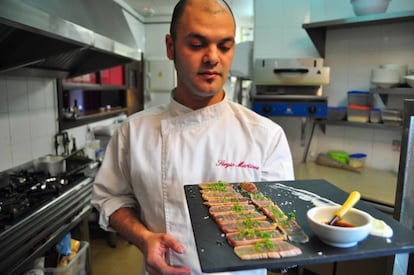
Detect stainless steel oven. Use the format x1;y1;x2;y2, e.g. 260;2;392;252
250;58;330;161
250;58;329;118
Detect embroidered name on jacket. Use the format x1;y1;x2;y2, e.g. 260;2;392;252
216;160;259;170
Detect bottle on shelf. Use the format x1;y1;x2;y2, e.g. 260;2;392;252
72;99;79;119
85;127;100;160
71;136;77;153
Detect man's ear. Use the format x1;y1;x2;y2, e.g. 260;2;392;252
165;34;174;60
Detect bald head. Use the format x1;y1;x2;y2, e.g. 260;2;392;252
169;0;235;41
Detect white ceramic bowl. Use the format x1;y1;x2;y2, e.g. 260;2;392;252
371;67;400;88
371;80;399;89
351;0;390;16
404;75;414;88
307;205;372;248
380;64;408;83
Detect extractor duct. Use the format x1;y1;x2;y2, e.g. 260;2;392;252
0;0;141;78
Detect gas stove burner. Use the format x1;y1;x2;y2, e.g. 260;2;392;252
0;194;31;220
8;171;62;195
0;157;94;227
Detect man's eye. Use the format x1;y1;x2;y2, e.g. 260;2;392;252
219;46;231;52
190;43;204;49
219;44;233;52
186;35;206;49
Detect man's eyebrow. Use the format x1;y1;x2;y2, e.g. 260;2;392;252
185;33;207;42
185;33;235;44
221;37;236;44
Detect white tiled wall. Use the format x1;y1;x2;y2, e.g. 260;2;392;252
0;76;126;172
0;76;58;171
254;0;318;59
254;0;414;171
313;20;414;172
325;22;414;106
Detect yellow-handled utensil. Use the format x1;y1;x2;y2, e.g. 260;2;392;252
328;191;361;225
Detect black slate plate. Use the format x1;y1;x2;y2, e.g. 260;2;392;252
184;179;414;273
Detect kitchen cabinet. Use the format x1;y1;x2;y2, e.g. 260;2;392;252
57;60;144;131
302;10;414;57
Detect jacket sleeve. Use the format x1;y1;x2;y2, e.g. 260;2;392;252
91;123;138;231
261;121;295;181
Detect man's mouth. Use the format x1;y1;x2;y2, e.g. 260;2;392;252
198;71;221;79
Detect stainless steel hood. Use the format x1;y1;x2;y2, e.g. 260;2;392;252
0;0;141;78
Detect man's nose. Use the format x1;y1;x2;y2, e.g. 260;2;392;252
202;46;219;65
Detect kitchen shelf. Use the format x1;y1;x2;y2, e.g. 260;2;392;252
370;87;414;107
322;119;402;131
302;10;414;57
62;82;127;91
370;87;414;95
57;60;144;131
60;108;128;130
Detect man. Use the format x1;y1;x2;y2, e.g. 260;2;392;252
91;0;294;274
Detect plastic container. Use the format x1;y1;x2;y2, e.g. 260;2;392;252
327;106;347;121
347;91;372;106
348;153;367;168
347;105;371;123
42;241;89;275
369;108;381;123
327;150;349;164
381;109;403;126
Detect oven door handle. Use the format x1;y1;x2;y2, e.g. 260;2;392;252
273;68;309;74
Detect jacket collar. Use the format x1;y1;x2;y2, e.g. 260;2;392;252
161;90;229;132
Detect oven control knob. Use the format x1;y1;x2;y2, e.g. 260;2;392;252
263;104;272;114
308;106;317;114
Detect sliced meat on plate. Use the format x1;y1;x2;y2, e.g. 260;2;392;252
203;197;249;207
219;220;277;233
234;240;302;260
260;203;288;222
201;191;244;201
198;181;233;191
214;211;267;226
209;204;257;216
250;192;274;207
278;219;309;243
239;181;258;193
226;229;286;247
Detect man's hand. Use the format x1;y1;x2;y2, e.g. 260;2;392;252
109;208;191;275
143;232;191;275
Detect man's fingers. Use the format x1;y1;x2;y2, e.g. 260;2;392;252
161;234;186;254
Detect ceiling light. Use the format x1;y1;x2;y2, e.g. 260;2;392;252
140;6;155;17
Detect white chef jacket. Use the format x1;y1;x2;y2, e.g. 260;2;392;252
91;93;294;275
